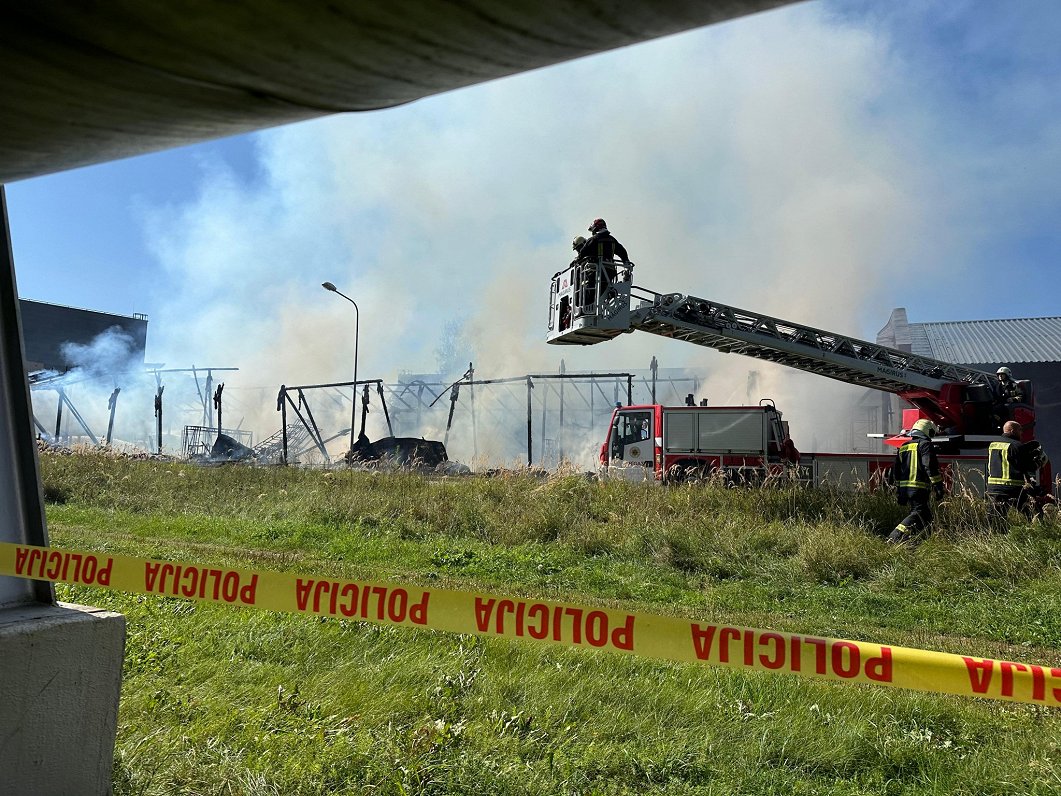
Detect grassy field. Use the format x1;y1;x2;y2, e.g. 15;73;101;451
40;451;1061;795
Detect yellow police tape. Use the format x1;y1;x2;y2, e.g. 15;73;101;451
1;541;1058;707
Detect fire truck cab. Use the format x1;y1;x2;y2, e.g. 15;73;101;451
602;400;799;482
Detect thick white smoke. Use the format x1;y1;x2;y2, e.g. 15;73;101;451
31;327;157;451
136;4;962;464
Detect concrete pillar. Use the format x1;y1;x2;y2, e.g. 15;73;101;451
0;603;125;794
1;186;126;793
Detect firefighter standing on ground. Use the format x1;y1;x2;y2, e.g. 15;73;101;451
888;419;945;544
986;420;1044;523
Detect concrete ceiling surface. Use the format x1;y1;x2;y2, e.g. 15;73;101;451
1;1;797;183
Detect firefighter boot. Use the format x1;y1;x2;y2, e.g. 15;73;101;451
887;524;910;545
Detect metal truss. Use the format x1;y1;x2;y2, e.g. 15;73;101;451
630;291;994;394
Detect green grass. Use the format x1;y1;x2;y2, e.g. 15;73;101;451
40;451;1061;795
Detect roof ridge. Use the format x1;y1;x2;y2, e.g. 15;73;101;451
914;316;1061;326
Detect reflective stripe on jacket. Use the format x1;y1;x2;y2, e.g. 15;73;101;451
894;437;942;490
987;440;1025;489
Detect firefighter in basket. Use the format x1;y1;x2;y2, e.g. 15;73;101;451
996;367;1027;405
887;419;946;545
570;235;587;266
576;218;631;308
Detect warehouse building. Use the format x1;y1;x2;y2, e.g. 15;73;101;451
19;299;148;373
865;308;1061;460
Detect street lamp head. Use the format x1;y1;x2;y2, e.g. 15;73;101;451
322;281;337;292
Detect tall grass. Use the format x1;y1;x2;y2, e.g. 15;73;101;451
39;451;1061;795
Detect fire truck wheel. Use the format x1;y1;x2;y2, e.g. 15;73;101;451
726;468;765;488
664;464;687;483
667;462;708;484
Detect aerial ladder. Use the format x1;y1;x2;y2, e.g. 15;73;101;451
546;260;1035;453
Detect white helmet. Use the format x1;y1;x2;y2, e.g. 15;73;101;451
997;366;1012;378
912;419;938;438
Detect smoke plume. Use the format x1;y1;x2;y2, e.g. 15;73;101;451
127;3;1017;464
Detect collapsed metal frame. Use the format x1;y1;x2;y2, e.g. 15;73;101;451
429;370;636;466
384;378;446;437
415;367;704;471
149;367;240;454
272;379;394;465
386;365;698;419
31;384;100;445
28;365;239;453
180;425;254;459
27;359;698;465
270;371;650;468
28;356;699;467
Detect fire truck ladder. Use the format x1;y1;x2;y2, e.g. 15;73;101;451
627;290;993;395
547;263;994;400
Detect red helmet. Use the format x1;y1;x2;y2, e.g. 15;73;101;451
588;218;607;233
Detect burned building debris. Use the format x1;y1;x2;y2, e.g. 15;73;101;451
347;434;449;469
28;354;703;472
207;433;257;463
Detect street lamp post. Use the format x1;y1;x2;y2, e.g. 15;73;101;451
322;281;359;452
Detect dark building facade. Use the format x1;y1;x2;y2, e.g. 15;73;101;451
19;299;148;373
875;308;1061;461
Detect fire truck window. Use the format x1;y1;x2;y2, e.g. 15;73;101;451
615;412;651;450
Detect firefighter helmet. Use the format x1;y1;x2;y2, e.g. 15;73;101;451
588;218;607;233
1022;439;1048;469
572;235;586;251
997;366;1012;379
912;419;938;438
1003;420;1022;438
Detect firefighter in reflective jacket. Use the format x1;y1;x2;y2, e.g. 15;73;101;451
986;420;1043;523
888;418;945;544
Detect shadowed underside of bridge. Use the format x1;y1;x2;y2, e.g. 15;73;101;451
1;0;798;183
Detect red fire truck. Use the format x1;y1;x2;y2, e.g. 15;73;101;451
549;260;1050;491
600;399;996;492
602;400;795;481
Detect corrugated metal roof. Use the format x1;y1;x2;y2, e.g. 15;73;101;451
911;317;1061;364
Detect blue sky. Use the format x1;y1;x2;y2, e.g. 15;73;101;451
7;0;1061;443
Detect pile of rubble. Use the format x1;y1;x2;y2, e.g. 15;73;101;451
35;437;174;461
343;458;472;477
341;435;471;476
36;438;75;456
33;434;486;476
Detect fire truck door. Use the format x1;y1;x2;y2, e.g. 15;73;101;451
611;411;653;470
